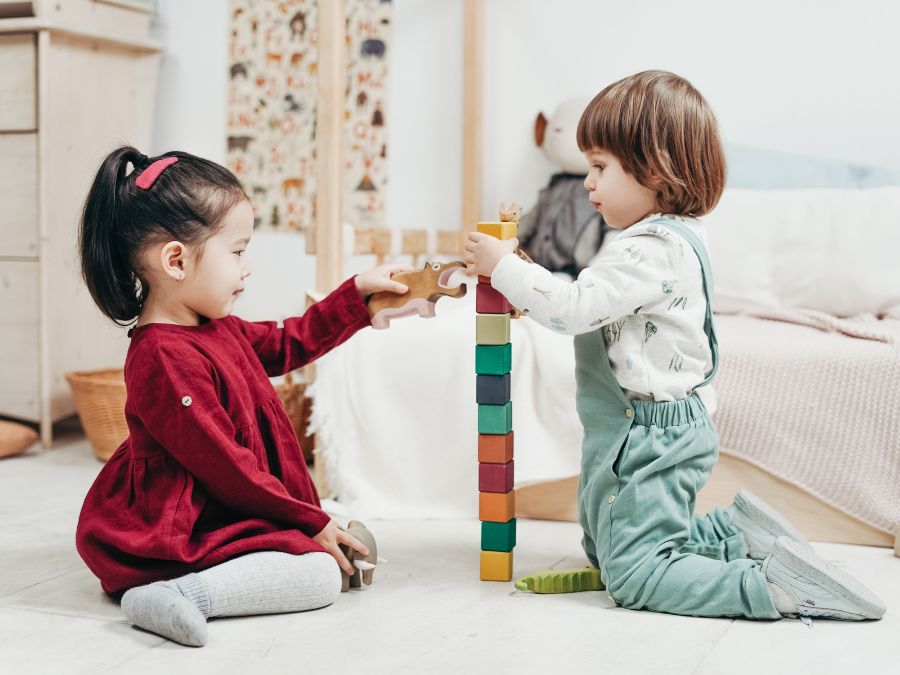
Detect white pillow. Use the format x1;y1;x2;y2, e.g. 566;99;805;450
702;187;900;317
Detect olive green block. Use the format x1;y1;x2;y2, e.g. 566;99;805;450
475;343;511;375
476;313;511;345
478;401;512;434
481;518;516;552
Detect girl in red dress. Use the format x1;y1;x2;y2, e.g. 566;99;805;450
75;147;410;646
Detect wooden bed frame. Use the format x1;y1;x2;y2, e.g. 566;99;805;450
308;1;899;556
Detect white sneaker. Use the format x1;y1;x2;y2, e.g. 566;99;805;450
727;489;812;559
763;536;886;620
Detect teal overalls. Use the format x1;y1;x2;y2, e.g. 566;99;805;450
575;218;780;619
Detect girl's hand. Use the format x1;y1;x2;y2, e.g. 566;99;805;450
355;263;413;299
313;519;369;576
464;232;519;277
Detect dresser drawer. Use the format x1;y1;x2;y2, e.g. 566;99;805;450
0;132;38;257
0;33;36;130
0;260;40;421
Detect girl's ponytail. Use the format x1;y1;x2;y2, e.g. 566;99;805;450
80;146;148;325
78;145;247;325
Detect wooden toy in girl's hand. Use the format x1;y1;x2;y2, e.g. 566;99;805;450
367;260;467;329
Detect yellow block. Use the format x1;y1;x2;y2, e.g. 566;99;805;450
476;221;518;240
476;313;511;345
480;550;513;581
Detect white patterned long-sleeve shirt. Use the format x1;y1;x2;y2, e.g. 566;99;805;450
490;214;713;402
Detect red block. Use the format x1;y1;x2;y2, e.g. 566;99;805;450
479;460;514;493
476;282;512;314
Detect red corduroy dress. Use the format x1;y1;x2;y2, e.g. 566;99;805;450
76;278;370;595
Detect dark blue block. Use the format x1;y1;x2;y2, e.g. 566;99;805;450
477;373;510;405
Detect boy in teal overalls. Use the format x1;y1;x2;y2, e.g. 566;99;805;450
466;70;885;621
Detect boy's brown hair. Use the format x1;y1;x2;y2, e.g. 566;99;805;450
577;70;726;216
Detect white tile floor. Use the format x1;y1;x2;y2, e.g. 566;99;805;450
1;424;897;674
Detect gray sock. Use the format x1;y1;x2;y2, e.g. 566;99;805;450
120;575;210;647
120;551;341;646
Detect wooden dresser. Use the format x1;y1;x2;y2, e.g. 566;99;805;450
0;0;161;445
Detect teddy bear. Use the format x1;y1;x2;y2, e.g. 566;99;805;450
517;97;611;277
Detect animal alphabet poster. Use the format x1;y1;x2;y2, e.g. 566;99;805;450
228;0;391;233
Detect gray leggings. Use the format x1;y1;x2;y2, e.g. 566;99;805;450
177;550;342;617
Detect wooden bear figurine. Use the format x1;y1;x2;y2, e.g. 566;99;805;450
338;520;386;592
367;260;467;329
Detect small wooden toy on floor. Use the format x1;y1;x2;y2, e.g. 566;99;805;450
514;567;605;594
337;520;387;592
367;260;467;329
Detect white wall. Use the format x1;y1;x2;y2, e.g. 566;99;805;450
478;0;900;220
151;0;900;320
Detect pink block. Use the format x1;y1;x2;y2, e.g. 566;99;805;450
476;282;512;314
479;460;514;493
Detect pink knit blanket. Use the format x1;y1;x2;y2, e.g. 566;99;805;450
713;312;900;534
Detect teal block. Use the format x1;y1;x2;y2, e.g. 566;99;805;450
478;401;512;434
481;518;516;552
475;343;511;375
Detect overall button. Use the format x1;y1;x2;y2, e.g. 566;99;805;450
625;408;633;418
181;396;193;407
608;495;616;504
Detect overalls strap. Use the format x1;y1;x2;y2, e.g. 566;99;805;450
648;217;718;388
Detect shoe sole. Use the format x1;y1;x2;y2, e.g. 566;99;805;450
514;567;605;594
774;536;885;620
734;490;809;546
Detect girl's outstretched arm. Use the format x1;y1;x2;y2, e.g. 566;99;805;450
227;276;371;376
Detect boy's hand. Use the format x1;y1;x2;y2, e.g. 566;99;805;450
464;232;519;277
355;263;412;299
313;519;370;576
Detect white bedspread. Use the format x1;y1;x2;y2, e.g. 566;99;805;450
309;277;583;518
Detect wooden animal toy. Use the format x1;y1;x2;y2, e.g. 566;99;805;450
499;201;522;223
367;260;467;329
338;520;386;591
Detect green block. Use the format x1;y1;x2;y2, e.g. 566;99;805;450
475;343;511;375
482;518;516;552
478;401;512;434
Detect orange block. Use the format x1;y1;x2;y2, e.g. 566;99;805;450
480;490;515;522
478;431;514;464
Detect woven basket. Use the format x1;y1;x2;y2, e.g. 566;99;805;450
65;369;128;462
274;370;315;463
65;367;315;464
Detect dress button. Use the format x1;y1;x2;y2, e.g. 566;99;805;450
608;495;616;504
625;409;633;418
181;396;192;407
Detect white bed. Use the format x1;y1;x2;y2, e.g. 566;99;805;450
309;187;900;552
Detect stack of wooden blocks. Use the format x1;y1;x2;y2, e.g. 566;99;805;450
475;218;517;581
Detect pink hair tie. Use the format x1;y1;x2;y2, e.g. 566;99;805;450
135;156;178;190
